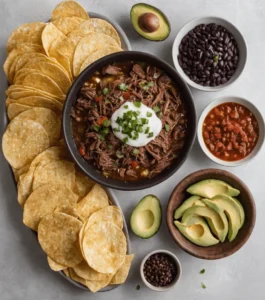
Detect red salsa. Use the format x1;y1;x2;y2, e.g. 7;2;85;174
203;102;259;161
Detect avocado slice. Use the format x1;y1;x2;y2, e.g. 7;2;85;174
187;179;240;199
204;195;243;241
130;3;171;41
232;197;245;228
130;195;161;238
182;205;229;242
174;195;205;220
174;216;219;247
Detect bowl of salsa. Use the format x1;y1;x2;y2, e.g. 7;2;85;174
198;96;264;166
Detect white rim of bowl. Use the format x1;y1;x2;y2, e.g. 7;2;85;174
140;249;182;292
197;96;265;166
172;16;247;91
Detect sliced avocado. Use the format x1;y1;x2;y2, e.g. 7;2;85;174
130;3;171;41
130;195;161;239
174;216;219;247
204;195;242;241
182;205;228;242
232;197;245;228
174;195;204;220
187;179;240;199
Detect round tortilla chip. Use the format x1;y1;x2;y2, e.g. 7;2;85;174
79;47;121;74
47;256;67;271
52;17;82;35
51;1;89;21
110;254;134;284
14;62;72;94
73;260;112;281
2;119;49;169
42;23;66;56
77;184;109;222
38;212;83;267
32;159;75;191
82;222;127;274
70;18;121;47
7;103;31;120
14;108;61;145
17;146;69;206
73;171;94;201
23;183;77;231
12;164;30;182
15;72;65;98
6;96;63;116
86;206;123;230
6;22;46;53
73;33;120;76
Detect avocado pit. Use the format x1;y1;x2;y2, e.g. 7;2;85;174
138;13;160;33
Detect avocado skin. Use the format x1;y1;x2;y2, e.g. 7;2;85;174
130;3;171;41
130;194;162;239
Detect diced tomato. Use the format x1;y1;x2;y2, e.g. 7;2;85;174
122;91;131;99
97;116;107;125
95;95;103;102
79;145;86;156
215;133;222;139
130;161;138;169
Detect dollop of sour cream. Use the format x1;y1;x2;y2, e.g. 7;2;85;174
111;101;162;147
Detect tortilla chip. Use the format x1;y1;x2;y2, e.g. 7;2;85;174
38;212;83;267
12;164;30;182
14;107;61;145
51;1;89;21
6;22;46;53
68;268;86;286
73;33;120;76
42;23;66;56
7;103;31;120
82;222;126;274
110;254;134;284
52;17;82;35
85;276;112;293
79;47;121;74
77;184;109;221
32;159;75;191
23;183;77;231
47;256;68;271
2;119;49;169
63;268;70;277
69;18;121;47
73;260;112;281
73;171;94;201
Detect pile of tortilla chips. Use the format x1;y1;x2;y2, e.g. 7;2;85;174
2;1;133;292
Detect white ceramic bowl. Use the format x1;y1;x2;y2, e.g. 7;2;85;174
197;96;265;166
172;16;247;91
140;249;182;292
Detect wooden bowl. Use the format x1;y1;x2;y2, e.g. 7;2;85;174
166;169;256;260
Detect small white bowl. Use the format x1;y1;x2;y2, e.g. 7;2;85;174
197;96;265;166
140;249;182;292
172;16;247;91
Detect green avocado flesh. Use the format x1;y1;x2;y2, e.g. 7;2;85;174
130;3;171;41
130;195;161;238
173;179;245;246
187;179;240;199
174;215;219;247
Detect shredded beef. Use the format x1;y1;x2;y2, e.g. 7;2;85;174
102;65;122;75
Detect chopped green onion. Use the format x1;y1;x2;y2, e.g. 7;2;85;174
93;124;100;132
119;96;124;101
102;119;110;127
148;81;154;87
116;150;124;158
123;137;129;143
124;105;128;109
136;111;141;116
153;105;161;113
133;149;139;155
98;134;105;141
165;123;170;132
141;118;149;125
103;88;109;95
200;269;205;274
134;101;141;108
143;85;149;91
145;127;150;134
148;132;154;138
118;83;128;91
101;127;109;135
107;144;113;149
146;112;152;117
113;127;120;132
201;282;206;289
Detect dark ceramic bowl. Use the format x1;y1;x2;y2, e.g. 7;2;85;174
63;51;196;190
167;169;256;259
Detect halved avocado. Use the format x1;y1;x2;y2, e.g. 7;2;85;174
204;195;243;241
182;205;229;242
174;215;219;247
187;179;240;199
130;3;171;41
130;195;161;238
174;195;204;220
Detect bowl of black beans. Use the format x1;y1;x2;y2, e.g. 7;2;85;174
172;17;247;91
140;250;182;291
